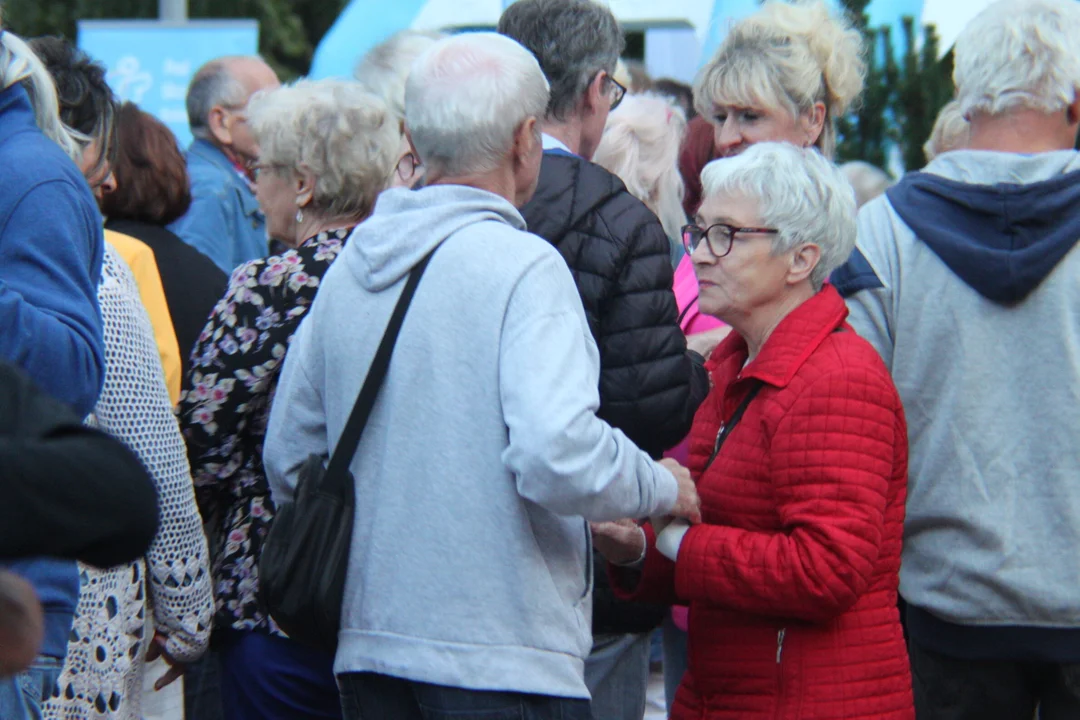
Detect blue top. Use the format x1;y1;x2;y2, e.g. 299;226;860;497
168;139;267;274
0;83;107;659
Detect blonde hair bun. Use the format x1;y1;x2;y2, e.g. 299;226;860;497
744;0;866;116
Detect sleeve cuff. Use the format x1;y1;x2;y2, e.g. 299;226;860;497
656;520;690;562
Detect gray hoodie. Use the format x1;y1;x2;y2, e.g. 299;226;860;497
264;184;678;696
835;150;1080;660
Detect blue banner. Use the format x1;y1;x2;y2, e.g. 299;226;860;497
78;20;259;148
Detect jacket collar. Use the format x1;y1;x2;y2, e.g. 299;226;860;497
188;138;239;174
712;284;849;389
0;84;37;146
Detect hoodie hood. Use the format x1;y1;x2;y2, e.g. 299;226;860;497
346;184;526;292
886;150;1080;304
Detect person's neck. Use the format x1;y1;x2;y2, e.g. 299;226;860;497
729;285;816;362
426;167;521;207
293;213;363;247
542;118;587;158
967;110;1077;154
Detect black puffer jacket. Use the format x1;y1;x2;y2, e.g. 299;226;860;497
521;151;709;635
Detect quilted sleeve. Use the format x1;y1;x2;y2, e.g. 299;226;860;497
674;366;897;622
94;249;213;662
595;206;709;457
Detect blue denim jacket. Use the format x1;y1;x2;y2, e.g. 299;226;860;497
169;139;267;274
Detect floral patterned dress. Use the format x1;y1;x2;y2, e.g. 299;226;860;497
178;227;352;636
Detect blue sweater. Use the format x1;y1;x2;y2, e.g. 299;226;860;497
0;83;106;659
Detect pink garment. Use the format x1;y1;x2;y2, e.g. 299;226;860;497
664;254;724;467
667;254;723;633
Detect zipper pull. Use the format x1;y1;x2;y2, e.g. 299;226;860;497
713;425;725;454
776;628;786;664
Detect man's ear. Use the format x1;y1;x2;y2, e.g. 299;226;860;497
788;243;821;285
1066;93;1080;126
513;116;539;166
583;71;607;116
207;106;233;146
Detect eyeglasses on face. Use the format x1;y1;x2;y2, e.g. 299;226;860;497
681;222;779;258
249;162;289;180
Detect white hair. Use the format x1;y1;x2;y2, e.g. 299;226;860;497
354;30;446;122
405;33;550;178
700;143;856;290
694;0;866;158
840;161;892;208
247;79;401;219
954;0;1080;118
923;99;970;162
593;93;687;245
0;29;82;158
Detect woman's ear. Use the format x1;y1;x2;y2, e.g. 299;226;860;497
804;102;827;148
294;165;316;208
788;243;821;285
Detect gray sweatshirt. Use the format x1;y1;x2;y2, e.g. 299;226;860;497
835;150;1080;658
264;184;678;697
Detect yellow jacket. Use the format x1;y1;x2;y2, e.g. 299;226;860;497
104;230;182;405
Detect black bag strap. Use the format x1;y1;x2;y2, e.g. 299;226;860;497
324;248;437;488
702;380;763;472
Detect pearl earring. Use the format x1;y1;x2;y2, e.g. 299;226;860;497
295;208;304;223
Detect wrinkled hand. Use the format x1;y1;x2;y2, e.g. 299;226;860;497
145;633;185;691
591;519;646;566
686;326;732;359
659;458;702;525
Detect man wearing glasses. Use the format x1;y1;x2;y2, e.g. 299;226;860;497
499;2;710;717
169;56;280;273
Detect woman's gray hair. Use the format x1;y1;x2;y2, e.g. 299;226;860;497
405;33;550;178
694;0;865;158
247;79;401;220
593;93;687;246
701;143;857;290
354;30;446;122
0;29;82;159
840;161;893;208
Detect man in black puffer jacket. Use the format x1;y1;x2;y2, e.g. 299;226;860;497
500;2;711;717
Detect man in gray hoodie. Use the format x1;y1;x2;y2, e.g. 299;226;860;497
833;1;1080;717
264;32;700;719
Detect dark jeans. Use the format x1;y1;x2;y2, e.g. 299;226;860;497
338;673;593;720
221;630;341;719
909;638;1080;720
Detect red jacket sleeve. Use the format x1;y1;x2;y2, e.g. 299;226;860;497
673;367;898;622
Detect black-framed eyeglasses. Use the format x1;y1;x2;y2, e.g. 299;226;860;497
249;162;288;180
607;75;627;111
681;222;779;258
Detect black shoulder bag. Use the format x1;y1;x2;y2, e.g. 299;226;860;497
259;249;436;652
702;380;763;472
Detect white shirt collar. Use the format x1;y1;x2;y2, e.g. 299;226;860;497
541;133;573;154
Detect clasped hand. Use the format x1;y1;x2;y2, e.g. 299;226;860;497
591;458;701;565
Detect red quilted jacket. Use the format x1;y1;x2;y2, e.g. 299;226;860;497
613;286;914;719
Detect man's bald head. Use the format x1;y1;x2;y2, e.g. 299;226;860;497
186;55;279;144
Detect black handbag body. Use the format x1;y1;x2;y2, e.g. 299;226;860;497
259;249;436;652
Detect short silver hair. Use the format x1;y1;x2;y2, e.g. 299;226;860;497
247;79;400;219
186;57;250;141
954;0;1080;118
700;143;856;290
694;0;866;158
354;30;446;122
840;161;892;208
593;93;687;243
0;30;81;158
406;33;550;178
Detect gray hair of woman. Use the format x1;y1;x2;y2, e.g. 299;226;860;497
701;142;857;290
694;0;866;158
246;79;401;228
593;93;687;257
355;29;447;122
923;99;970;162
0;27;81;159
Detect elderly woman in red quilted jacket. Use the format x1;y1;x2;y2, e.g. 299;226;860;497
594;142;914;720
